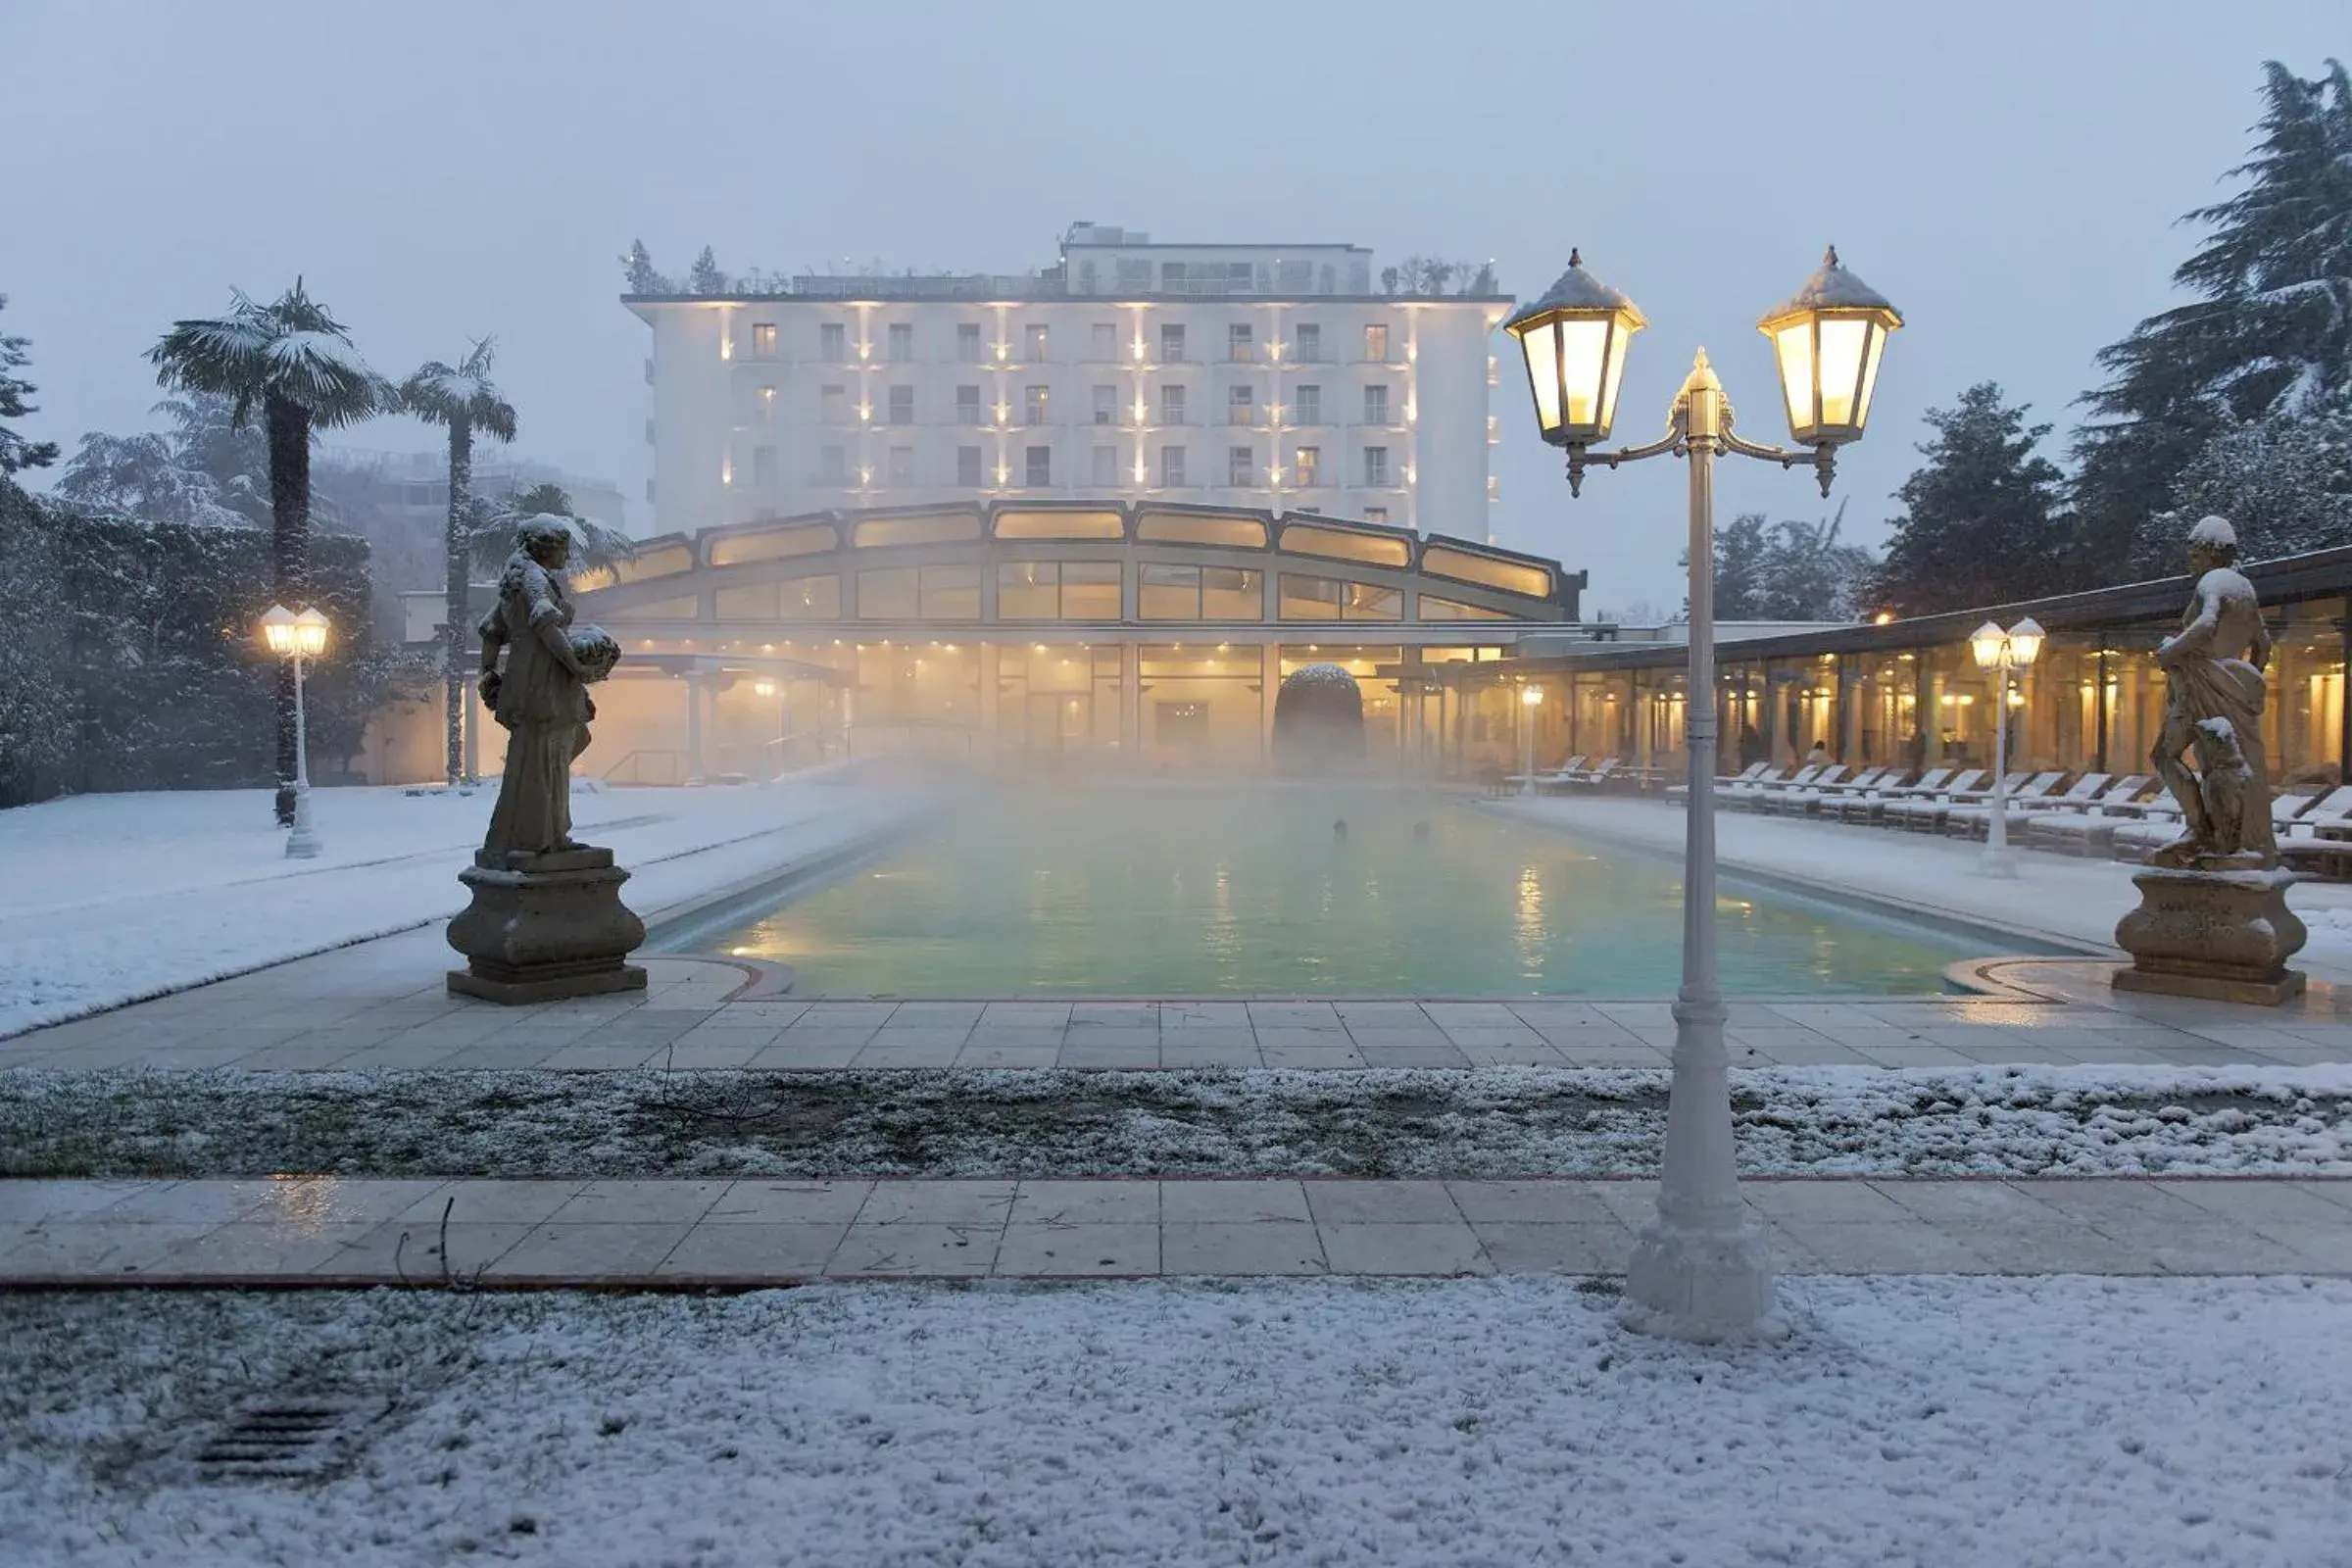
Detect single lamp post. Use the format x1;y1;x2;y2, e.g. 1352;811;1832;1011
754;677;789;782
1968;617;2044;877
260;604;331;859
1519;682;1544;795
1506;247;1901;1341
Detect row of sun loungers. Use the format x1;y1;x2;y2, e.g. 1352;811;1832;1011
1656;760;2352;874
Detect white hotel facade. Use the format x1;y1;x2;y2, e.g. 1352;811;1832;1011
629;223;1509;538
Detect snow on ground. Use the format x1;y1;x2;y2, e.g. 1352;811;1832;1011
6;1063;2345;1179
0;776;915;1037
1494;793;2352;976
2;1276;2346;1567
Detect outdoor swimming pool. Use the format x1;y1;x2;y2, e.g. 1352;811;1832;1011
683;787;2052;996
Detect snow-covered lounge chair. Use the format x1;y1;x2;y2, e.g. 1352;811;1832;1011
1507;754;1586;791
1794;765;1903;818
1558;758;1623;792
2112;790;2316;861
1826;767;1940;824
1669;760;1768;803
2022;774;2156;856
1760;764;1858;815
1733;764;1822;811
1941;771;2081;840
1880;769;1995;832
1718;764;1791;808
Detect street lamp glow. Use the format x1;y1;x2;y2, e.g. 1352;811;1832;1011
1970;618;2044;878
1502;250;1646;450
1520;684;1544;708
753;678;777;698
1756;247;1903;448
1512;246;1901;1342
258;604;330;859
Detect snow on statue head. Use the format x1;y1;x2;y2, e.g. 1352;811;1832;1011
567;624;621;684
514;515;575;568
2187;514;2238;564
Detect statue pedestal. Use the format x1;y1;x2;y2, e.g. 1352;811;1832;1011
2112;864;2308;1005
446;846;648;1004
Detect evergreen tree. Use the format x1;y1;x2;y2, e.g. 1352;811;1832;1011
1873;383;2070;614
1753;502;1878;620
2165;392;2352;565
0;295;61;476
2073;59;2352;574
147;280;384;823
621;239;670;295
1709;514;1773;619
688;246;728;295
399;338;517;787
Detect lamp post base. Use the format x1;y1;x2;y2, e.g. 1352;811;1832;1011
1975;847;2018;878
1624;1214;1782;1344
284;789;321;859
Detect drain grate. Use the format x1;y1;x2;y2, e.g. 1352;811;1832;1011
193;1396;384;1482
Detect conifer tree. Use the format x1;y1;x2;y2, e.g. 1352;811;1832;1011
1873;383;2069;615
0;295;60;478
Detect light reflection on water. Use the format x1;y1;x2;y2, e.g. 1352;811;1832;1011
710;788;1990;997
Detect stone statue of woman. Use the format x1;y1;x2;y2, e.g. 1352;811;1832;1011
475;518;618;860
2148;515;2275;868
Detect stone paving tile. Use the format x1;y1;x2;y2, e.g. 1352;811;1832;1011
0;1222;220;1278
1741;1180;1913;1223
1160;1180;1312;1225
1160;1222;1326;1275
657;1223;847;1281
1456;1041;1571;1067
829;1223;1000;1277
1158;1041;1264;1069
550;1180;730;1225
489;1222;692;1281
2257;1224;2352;1270
997;1222;1159;1277
1446;1181;1624;1226
1472;1222;1634;1274
856;1180;1017;1227
537;1044;670;1072
1304;1180;1461;1226
1318;1222;1491;1276
396;1180;584;1226
0;1178;162;1223
313;1220;536;1281
1740;1041;1878;1067
2150;1179;2352;1228
244;1178;454;1228
1056;1040;1161;1069
1260;1044;1368;1069
755;1038;870;1070
956;1042;1064;1069
1247;1004;1344;1030
1011;1180;1160;1226
93;1180;284;1225
1070;1004;1156;1028
1356;1044;1473;1068
703;1180;874;1225
1768;1219;2000;1274
159;1221;385;1277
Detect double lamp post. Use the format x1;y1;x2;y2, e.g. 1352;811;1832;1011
1503;247;1901;1339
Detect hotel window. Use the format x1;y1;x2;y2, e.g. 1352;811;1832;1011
1159;323;1185;363
858;567;917;619
1344;582;1402;620
887;385;914;425
1160;261;1186;290
1081;445;1108;488
1024;323;1049;362
1093;384;1116;425
956;446;983;486
1091;321;1117;360
820;445;848;484
752;322;776;360
752;446;777;489
920;564;980;618
1140;563;1202;619
1296;385;1322;426
756;385;776;422
1363;384;1389;425
1061;561;1119;617
956;385;982;425
1024;384;1050;425
1228;445;1254;486
1363;446;1390;486
1160;384;1187;425
819;384;849;423
1295;446;1321;486
1229;323;1253;362
1363;323;1389;362
1025;445;1052;487
956;323;983;363
779;574;840;619
998;562;1057;618
1202;566;1261;618
819;322;846;363
1294;323;1321;363
887;445;915;485
887;322;913;363
1279;573;1343;620
1363;507;1389;525
1160;445;1187;488
1228;385;1253;425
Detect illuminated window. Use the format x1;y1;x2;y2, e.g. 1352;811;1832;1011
858;567;916;618
1202;566;1262;618
751;322;776;359
998;562;1120;619
1024;385;1050;425
1362;507;1389;525
1024;323;1049;361
1279;573;1343;620
1229;385;1253;425
1364;323;1389;362
1141;564;1201;618
755;385;776;423
919;564;980;618
1295;446;1321;487
1229;323;1253;362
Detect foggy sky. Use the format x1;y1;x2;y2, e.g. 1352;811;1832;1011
4;0;2343;611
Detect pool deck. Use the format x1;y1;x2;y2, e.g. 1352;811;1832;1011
4;924;2349;1073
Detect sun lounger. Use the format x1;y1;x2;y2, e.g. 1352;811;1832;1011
2112;791;2315;861
1759;764;1852;814
1941;771;2080;839
1731;764;1822;811
1880;769;1995;831
1669;760;1768;803
1825;768;1942;824
2022;775;2155;856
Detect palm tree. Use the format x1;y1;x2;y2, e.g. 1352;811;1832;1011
399;339;517;786
148;280;382;822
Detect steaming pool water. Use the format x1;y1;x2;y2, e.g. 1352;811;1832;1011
682;788;2059;997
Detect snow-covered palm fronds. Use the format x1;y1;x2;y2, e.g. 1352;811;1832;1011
398;336;518;442
146;280;383;430
463;500;633;576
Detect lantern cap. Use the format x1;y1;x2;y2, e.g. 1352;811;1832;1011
1761;246;1901;326
1503;249;1647;335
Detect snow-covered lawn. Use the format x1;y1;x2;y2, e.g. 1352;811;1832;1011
3;1276;2346;1566
0;777;912;1037
1494;793;2352;976
6;1063;2345;1179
